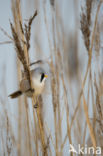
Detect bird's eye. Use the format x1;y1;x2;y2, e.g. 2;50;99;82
40;73;45;82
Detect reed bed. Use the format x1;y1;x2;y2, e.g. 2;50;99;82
0;0;103;155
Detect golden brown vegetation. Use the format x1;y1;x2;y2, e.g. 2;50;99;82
1;0;103;155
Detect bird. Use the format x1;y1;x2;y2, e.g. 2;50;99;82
8;67;48;99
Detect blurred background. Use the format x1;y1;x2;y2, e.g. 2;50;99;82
0;0;103;155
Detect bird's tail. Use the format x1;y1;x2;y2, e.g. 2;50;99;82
8;90;22;99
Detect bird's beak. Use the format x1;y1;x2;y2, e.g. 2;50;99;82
44;74;48;78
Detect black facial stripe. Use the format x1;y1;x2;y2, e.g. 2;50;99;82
40;73;45;82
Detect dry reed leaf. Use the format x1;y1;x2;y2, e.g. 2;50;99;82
94;77;103;134
82;90;97;149
94;23;100;57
